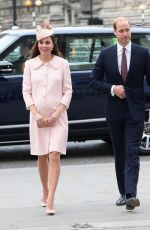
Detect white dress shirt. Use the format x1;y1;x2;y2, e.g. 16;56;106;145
111;41;131;96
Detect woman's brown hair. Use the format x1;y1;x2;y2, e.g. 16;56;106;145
30;35;62;59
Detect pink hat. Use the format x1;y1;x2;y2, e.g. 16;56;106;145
36;24;54;41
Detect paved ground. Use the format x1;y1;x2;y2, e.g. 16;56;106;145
0;161;150;230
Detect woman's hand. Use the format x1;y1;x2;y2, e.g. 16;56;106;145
46;110;61;127
34;113;49;128
46;103;66;127
29;104;48;128
31;103;66;128
37;117;48;128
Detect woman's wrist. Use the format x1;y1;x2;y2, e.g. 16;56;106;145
29;105;43;121
57;104;66;113
33;112;43;121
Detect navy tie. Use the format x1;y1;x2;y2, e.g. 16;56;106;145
121;47;127;81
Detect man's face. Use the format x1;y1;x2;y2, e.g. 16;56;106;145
114;20;131;46
20;44;29;57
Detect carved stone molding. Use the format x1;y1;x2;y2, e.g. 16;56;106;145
0;0;150;30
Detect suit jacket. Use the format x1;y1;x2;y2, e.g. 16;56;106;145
90;43;150;121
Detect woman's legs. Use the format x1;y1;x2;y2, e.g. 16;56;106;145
47;151;60;210
37;155;49;204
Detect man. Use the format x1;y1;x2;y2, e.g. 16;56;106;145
14;42;32;72
90;17;150;210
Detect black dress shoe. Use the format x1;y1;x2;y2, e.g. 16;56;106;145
126;197;140;211
116;195;126;206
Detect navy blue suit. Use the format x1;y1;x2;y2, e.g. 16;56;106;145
91;43;150;197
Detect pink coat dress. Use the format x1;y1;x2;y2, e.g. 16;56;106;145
22;55;72;155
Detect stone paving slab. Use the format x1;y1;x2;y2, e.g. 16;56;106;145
0;162;150;230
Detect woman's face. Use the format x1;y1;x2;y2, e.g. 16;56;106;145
38;36;54;56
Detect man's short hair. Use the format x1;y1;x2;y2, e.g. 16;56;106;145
113;17;131;30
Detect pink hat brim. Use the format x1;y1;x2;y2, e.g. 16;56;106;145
36;28;54;41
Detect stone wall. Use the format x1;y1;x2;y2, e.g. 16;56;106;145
0;0;150;30
100;0;150;27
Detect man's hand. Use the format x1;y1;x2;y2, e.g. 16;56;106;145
113;85;126;99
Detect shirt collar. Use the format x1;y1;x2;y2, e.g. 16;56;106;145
32;55;61;69
117;41;131;52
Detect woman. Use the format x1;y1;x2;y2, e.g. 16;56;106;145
22;23;72;215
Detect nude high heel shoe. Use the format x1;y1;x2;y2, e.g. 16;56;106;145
46;208;55;215
40;200;47;207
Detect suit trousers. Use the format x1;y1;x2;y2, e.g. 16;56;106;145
108;101;144;196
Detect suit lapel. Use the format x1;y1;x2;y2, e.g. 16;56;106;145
126;44;136;82
112;45;123;81
128;44;135;75
113;45;120;76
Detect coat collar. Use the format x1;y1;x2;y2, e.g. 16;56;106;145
32;55;61;69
